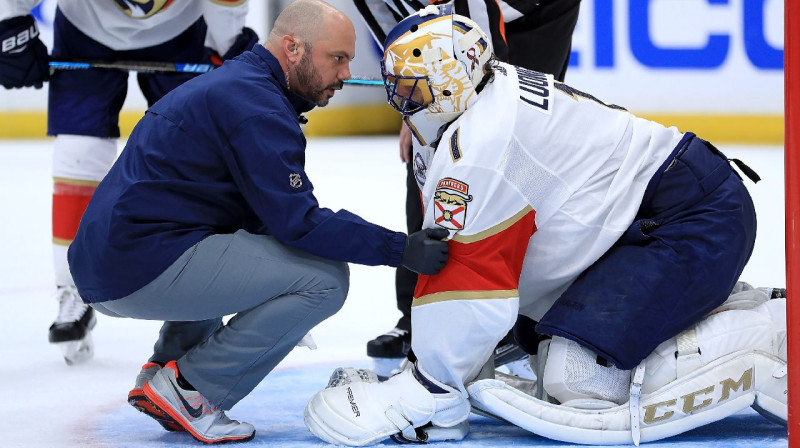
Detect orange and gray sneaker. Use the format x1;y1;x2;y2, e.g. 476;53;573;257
128;362;185;432
143;360;255;444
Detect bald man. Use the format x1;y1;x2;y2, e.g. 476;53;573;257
67;0;449;443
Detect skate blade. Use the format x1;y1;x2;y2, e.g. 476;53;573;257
56;332;94;365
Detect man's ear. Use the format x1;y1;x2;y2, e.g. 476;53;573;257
283;35;299;60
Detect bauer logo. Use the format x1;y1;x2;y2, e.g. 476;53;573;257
2;25;38;53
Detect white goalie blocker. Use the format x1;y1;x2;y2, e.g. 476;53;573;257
468;291;787;445
304;365;471;446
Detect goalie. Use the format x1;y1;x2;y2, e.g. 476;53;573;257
304;4;787;446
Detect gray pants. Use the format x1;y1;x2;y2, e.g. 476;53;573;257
92;230;349;410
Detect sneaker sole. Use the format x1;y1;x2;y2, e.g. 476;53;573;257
143;382;255;444
128;389;185;432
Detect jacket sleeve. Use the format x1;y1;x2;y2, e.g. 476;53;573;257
223;111;406;267
0;0;40;21
411;163;536;392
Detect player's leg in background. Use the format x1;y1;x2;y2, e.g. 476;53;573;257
47;7;129;365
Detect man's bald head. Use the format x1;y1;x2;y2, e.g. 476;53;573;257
268;0;351;48
265;0;355;106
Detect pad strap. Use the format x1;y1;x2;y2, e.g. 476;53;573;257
675;327;703;378
629;362;646;446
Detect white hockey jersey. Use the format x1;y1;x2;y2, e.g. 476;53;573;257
410;62;684;392
0;0;248;53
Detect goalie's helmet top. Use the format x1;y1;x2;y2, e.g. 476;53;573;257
381;4;493;143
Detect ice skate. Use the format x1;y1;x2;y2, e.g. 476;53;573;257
128;362;184;432
48;285;96;365
366;326;410;358
144;361;255;443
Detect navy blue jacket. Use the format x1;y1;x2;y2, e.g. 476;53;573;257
68;45;406;303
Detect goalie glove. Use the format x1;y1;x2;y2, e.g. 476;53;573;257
304;364;470;446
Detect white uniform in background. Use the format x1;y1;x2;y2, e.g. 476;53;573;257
0;0;246;60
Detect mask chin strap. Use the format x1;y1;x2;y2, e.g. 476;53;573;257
405;112;448;147
404;116;429;147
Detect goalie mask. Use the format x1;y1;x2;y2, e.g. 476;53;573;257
381;4;493;146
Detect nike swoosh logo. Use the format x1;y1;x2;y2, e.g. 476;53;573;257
169;380;203;418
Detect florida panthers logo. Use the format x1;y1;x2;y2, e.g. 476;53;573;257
433;178;473;230
113;0;176;18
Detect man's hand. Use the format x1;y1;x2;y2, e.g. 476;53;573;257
401;227;449;275
0;15;49;89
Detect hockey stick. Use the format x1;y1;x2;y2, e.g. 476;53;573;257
48;60;384;86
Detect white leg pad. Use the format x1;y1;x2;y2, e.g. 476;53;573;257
469;351;765;445
467;303;788;445
751;298;788;424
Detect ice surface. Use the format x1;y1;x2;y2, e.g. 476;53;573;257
0;137;787;447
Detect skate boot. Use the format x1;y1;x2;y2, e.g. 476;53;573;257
493;331;528;367
48;285;96;365
128;362;184;432
144;361;255;443
367;326;412;379
366;326;410;358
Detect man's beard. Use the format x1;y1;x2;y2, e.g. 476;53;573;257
294;53;343;106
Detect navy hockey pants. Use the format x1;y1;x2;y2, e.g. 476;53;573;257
536;133;757;370
48;8;208;138
91;230;349;410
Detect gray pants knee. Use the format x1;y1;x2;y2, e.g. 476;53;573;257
91;230;349;409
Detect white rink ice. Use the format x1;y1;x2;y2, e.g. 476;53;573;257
0;136;789;447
